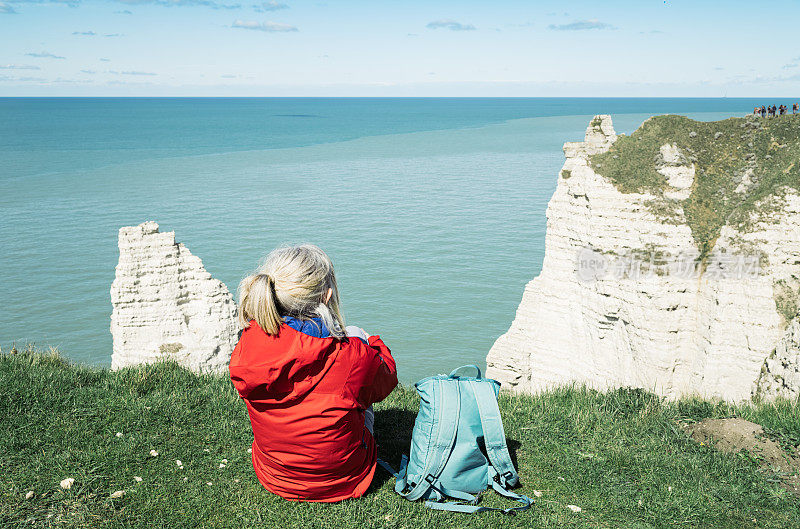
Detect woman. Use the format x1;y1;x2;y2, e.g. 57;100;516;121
229;244;398;502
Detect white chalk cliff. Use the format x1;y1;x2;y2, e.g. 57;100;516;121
110;222;238;373
487;115;800;402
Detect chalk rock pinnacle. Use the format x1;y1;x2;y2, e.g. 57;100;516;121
110;221;238;372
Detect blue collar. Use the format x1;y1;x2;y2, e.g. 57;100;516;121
283;316;331;338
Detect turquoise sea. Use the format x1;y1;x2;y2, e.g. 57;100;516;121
0;98;766;382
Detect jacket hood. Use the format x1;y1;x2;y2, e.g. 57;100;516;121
229;321;342;405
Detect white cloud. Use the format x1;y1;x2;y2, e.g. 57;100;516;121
109;70;157;75
73;30;96;35
0;64;40;70
0;2;17;13
116;0;240;8
51;77;93;84
253;1;286;12
115;9;133;14
426;20;476;31
548;19;617;31
232;19;297;32
0;74;46;82
81;69;96;74
747;72;800;83
26;51;66;59
6;0;79;5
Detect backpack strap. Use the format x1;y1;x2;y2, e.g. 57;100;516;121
419;466;534;514
486;466;534;513
422;470;533;515
377;455;406;480
468;380;519;488
398;378;461;501
448;365;482;378
425;495;532;515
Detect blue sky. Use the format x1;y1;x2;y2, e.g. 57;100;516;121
1;0;799;96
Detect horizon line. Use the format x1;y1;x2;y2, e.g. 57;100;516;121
1;95;797;99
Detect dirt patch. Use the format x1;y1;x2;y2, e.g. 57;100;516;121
684;418;800;496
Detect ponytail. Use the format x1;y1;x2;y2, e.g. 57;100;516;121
238;273;283;334
238;244;346;338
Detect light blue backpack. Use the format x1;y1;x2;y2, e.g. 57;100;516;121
378;365;533;514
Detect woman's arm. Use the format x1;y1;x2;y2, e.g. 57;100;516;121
350;332;398;408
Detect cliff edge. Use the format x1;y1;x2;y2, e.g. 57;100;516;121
487;114;800;401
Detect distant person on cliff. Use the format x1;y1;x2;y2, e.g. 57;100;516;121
754;106;761;116
761;105;767;117
793;103;798;114
229;244;398;502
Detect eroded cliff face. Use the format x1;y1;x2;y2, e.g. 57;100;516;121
110;222;238;373
487;115;800;401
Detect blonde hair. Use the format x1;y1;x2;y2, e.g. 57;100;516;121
238;244;345;338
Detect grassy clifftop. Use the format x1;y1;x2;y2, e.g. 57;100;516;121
590;114;800;258
2;349;799;528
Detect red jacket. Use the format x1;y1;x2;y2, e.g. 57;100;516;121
229;320;398;502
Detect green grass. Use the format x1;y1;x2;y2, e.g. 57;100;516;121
2;348;799;528
590;114;800;260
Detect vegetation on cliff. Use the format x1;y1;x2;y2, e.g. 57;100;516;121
590;114;800;259
1;348;799;528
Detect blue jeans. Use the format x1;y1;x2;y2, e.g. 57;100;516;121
365;405;374;434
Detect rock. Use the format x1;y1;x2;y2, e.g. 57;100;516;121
110;490;125;499
60;477;74;490
110;221;238;373
486;115;800;401
657;143;694;200
754;318;800;400
735;168;755;194
25;491;34;500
